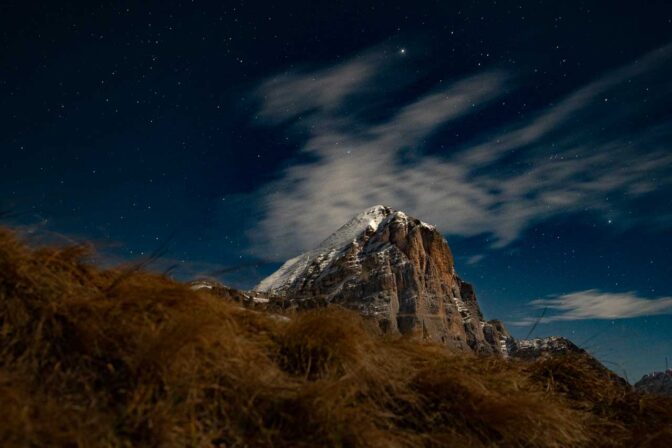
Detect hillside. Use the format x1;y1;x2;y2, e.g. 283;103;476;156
1;227;671;447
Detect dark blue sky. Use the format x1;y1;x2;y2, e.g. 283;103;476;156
2;1;671;380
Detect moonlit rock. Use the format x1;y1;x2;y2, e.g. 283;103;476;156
255;205;512;354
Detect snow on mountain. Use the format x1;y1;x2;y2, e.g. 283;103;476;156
508;336;582;360
256;205;391;294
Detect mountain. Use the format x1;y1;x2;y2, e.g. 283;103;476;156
255;205;512;355
635;370;672;396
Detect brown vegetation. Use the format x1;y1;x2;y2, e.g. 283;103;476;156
0;227;670;447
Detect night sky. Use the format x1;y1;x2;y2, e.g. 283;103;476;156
2;1;672;381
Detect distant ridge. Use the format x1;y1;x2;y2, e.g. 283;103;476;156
635;369;672;395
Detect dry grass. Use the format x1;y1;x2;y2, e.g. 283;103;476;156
0;227;670;447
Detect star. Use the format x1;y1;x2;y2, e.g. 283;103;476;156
399;48;406;55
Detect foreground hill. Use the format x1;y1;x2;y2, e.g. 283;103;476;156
1;227;671;447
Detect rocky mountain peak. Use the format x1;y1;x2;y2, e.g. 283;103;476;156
255;205;511;354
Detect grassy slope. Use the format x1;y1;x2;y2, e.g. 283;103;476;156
0;227;670;447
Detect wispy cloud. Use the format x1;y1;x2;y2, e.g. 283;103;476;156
247;43;672;261
465;254;485;265
256;49;382;124
512;289;672;325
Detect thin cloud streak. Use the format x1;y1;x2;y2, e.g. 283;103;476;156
511;289;672;325
247;43;672;261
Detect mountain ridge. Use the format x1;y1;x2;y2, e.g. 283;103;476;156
635;369;672;395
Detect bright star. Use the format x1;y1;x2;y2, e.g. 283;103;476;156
399;48;406;55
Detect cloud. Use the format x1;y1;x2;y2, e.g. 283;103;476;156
465;254;485;265
247;43;672;261
256;51;381;124
512;289;672;325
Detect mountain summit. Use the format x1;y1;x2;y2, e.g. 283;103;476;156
255;205;512;354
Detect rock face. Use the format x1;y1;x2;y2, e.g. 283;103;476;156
255;205;512;354
508;336;583;360
635;370;672;396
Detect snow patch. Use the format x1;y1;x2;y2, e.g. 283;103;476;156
452;295;472;322
317;205;389;250
255;205;392;293
255;252;312;293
